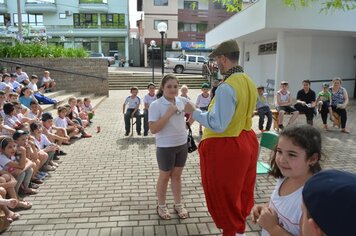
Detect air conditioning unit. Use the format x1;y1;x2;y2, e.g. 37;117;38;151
65;10;72;16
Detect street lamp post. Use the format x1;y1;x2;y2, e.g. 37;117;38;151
150;40;156;84
157;22;167;76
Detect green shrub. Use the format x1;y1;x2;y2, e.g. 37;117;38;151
0;42;88;58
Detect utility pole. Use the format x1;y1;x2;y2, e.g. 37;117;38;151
17;0;23;42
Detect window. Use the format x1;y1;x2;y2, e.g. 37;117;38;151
258;42;277;55
178;22;207;32
184;1;198;9
14;13;43;26
73;13;98;28
183;23;197;32
198;57;206;63
188;56;196;62
154;0;168;6
101;14;126;28
154;20;168;30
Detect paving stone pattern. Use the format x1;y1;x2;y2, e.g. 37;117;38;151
4;89;355;236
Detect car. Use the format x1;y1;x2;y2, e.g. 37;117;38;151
89;52;115;67
165;54;208;73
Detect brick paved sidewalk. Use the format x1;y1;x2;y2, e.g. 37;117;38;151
4;89;355;236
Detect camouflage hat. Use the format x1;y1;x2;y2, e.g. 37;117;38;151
209;39;239;58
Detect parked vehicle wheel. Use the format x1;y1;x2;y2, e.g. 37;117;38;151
175;65;184;74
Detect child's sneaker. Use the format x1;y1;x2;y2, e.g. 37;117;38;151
125;132;130;136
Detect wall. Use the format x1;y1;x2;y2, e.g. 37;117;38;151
243;42;276;87
1;58;109;96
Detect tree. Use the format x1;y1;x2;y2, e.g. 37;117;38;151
213;0;356;12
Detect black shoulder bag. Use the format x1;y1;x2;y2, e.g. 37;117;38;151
187;123;197;153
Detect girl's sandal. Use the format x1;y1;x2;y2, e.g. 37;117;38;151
174;204;189;219
156;205;171;220
16;200;32;210
341;129;350;134
8;212;20;221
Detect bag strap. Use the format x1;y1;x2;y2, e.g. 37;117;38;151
186;122;193;135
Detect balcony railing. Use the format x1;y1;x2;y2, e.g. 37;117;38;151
79;0;107;3
79;0;108;12
25;0;57;13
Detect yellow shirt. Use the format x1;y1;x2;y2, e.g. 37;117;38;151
203;73;257;140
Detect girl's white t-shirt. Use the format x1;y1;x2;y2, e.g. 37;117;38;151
34;133;52;150
144;94;157;107
261;178;303;236
0;154;11;170
28;82;38;92
196;93;211;108
149;96;187;147
54;116;68;128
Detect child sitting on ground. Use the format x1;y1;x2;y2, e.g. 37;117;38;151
251;125;324;235
256;86;272;132
76;98;89;122
123;87;141;136
25;101;42;120
0;136;37;195
82;98;95;123
41;112;70;148
195;83;211;135
67;97;89;127
54;106;91;138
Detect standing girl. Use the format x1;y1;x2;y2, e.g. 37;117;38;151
251;124;323;235
195;83;211;135
149;74;189;220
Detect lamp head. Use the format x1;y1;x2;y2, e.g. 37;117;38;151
157;22;167;33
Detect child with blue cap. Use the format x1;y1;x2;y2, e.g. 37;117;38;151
302;169;356;236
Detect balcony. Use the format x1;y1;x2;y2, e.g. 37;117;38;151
0;0;7;14
25;0;57;13
79;0;108;13
45;25;127;38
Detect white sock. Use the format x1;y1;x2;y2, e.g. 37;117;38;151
236;234;245;236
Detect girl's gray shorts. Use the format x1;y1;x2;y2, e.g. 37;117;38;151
156;143;188;171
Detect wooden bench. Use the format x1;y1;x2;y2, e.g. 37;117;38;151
253;109;304;131
253;109;279;130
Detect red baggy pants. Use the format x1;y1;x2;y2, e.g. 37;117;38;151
198;130;258;236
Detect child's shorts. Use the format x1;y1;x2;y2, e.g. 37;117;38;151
156;143;188;171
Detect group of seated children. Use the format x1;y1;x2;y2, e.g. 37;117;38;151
0;94;95;227
256;77;349;133
123;82;213;137
0;67;59;110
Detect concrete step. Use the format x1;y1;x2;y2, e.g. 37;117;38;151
43;90;67;98
42;91;81;112
43;95;106;116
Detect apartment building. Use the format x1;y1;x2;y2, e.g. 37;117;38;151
0;0;129;58
142;0;235;54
